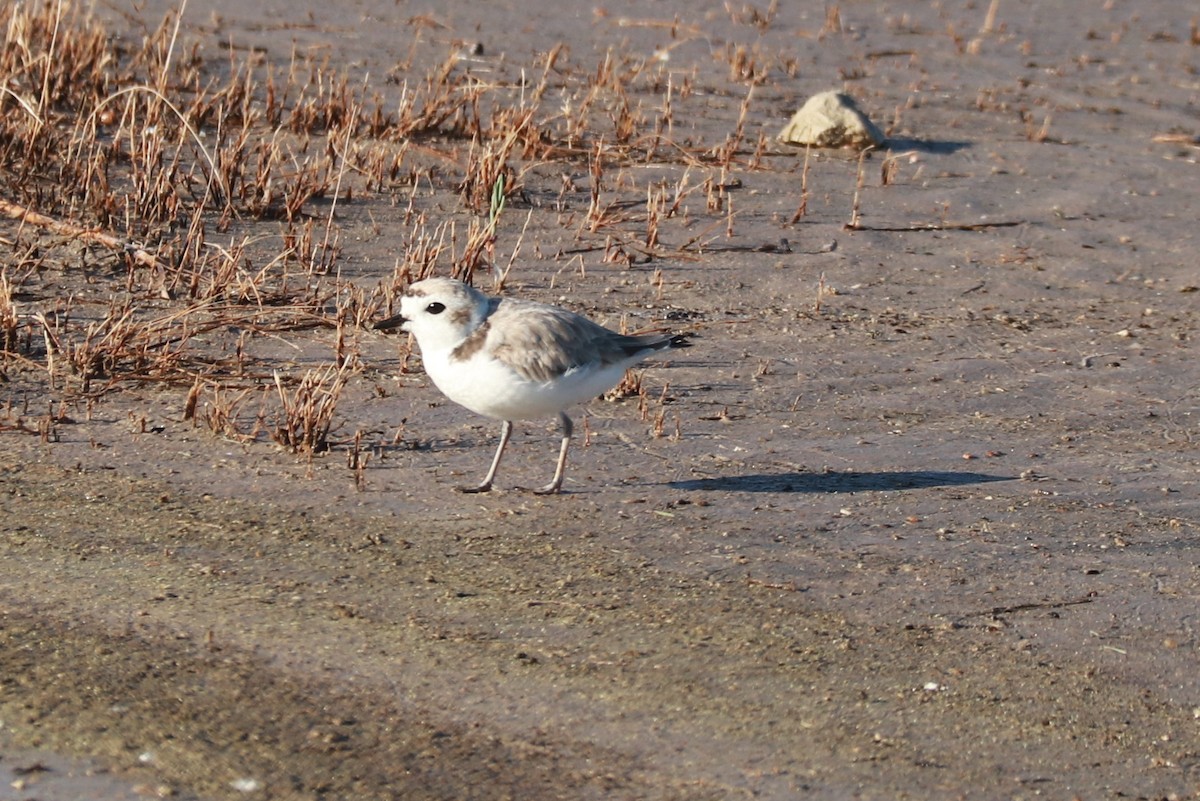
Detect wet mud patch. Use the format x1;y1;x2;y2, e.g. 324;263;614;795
3;462;1199;799
0;611;647;801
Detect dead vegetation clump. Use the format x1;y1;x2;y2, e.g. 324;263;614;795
1;0;760;460
0;270;17;354
270;365;351;454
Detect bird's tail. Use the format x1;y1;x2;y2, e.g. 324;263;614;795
625;331;692;358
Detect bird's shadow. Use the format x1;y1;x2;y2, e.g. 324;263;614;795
667;470;1013;494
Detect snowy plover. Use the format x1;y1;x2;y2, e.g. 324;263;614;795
376;277;690;494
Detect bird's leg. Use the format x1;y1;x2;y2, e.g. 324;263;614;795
533;412;573;495
457;420;513;493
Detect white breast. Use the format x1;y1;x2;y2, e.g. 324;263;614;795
421;347;629;421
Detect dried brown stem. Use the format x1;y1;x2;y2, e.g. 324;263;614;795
0;197;166;270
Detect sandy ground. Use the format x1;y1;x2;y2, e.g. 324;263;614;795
2;0;1199;798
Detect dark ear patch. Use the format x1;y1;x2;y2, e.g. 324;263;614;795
451;318;491;361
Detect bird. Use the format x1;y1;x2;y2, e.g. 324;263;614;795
375;277;689;494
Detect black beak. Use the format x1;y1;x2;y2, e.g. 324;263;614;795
374;314;407;332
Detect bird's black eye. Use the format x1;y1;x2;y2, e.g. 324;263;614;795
426;302;446;315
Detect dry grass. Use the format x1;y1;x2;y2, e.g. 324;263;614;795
1;0;752;459
0;270;16;355
271;366;351;454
